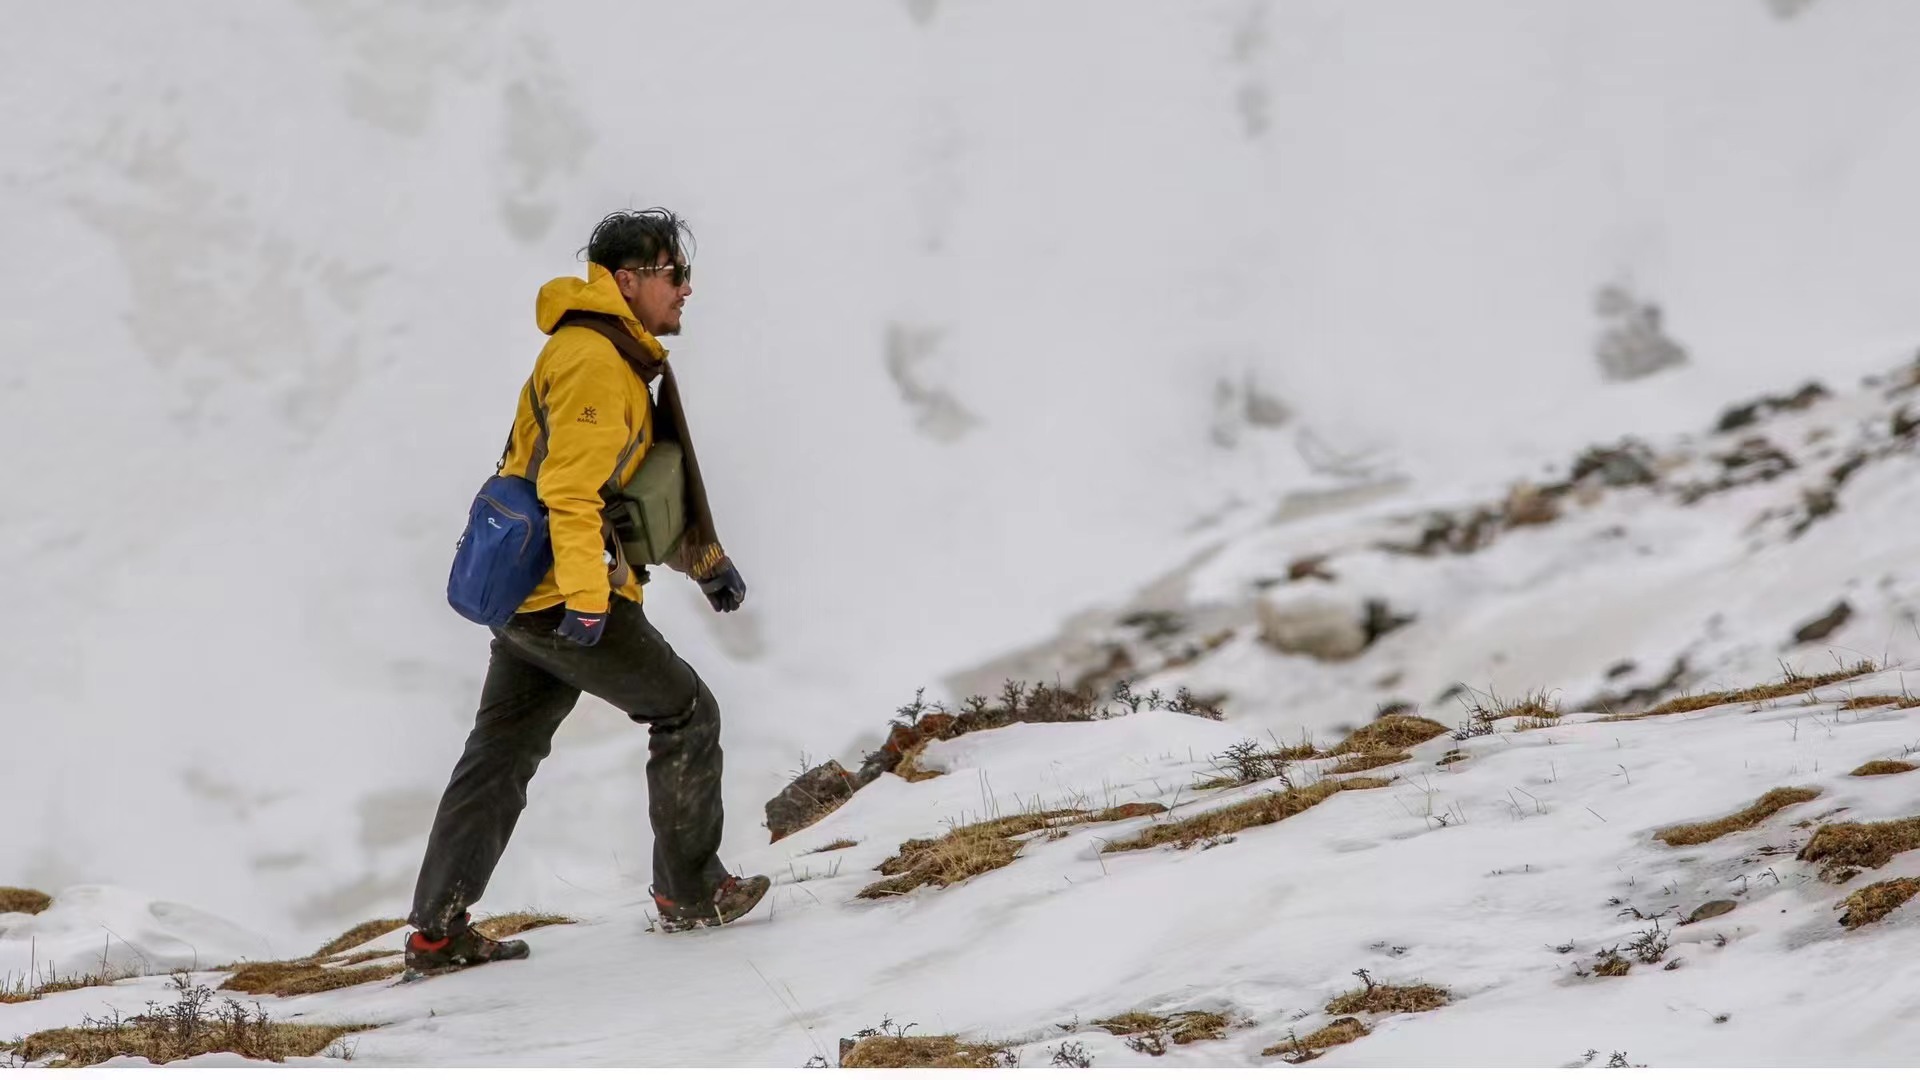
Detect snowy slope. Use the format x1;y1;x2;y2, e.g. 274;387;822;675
12;675;1920;1067
9;0;1920;970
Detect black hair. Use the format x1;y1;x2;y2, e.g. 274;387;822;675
581;208;695;271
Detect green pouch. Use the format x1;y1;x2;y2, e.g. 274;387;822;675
609;440;688;567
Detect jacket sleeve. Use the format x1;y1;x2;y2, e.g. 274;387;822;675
534;344;632;613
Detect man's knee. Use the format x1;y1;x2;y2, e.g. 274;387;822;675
640;671;718;735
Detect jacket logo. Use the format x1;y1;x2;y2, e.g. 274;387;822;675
577;406;599;424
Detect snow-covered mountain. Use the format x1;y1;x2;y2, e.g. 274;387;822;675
11;0;1920;1066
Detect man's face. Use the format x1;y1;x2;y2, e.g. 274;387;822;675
615;257;693;337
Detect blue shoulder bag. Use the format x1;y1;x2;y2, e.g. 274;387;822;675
448;383;554;626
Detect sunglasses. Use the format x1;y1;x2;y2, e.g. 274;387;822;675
620;261;693;288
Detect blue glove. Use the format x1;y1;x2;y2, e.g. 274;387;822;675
556;608;608;646
699;560;747;613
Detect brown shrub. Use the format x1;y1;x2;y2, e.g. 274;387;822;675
1589;952;1631;977
3;977;374;1066
221;961;401;997
308;918;406;959
808;838;859;854
859;803;1164;899
1106;778;1390;853
1332;751;1411;774
0;887;52;916
1328;716;1449;757
0;968;124;1005
1851;760;1918;777
1094;1010;1229;1046
840;1034;1012;1068
1800;817;1920;875
1839;877;1920;928
1326;982;1450;1015
471;912;575;938
329;949;401;966
1654;787;1821;846
1263;1017;1368;1063
1842;695;1920;711
894;745;944;783
1469;691;1561;725
1630;660;1878;718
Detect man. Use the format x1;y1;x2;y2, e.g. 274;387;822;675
405;209;767;975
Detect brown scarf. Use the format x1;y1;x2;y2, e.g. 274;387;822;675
556;311;727;579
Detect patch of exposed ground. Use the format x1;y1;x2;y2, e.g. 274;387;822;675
1654;787;1820;846
2;976;374;1066
309;918;406;959
1628;661;1877;719
1838;878;1920;928
1106;778;1390;853
1327;715;1449;757
1852;760;1918;777
1799;816;1920;880
1326;979;1450;1015
859;803;1164;899
1264;1017;1368;1063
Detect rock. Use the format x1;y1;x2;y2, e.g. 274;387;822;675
1594;285;1688;383
1793;600;1853;644
1569;441;1658;488
765;762;859;842
1288;555;1336;582
1362;599;1416;645
1681;899;1738;925
1255;586;1370;661
1503;482;1560;527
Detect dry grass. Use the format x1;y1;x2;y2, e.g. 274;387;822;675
3;976;374;1066
1851;759;1919;777
859;803;1165;899
1842;695;1920;711
1326;982;1450;1015
1468;690;1561;724
329;949;401;966
808;838;859;854
1589;951;1631;977
1094;1010;1229;1045
1514;714;1564;732
840;1034;1013;1068
1263;1017;1369;1063
220;960;401;997
1327;715;1448;757
0;968;124;1005
1799;816;1920;875
1106;778;1390;853
1654;787;1821;846
894;744;944;783
472;912;575;938
1630;660;1878;718
1331;751;1411;774
0;887;52;916
308;918;406;959
1838;878;1920;928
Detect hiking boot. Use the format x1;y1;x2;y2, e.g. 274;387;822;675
404;915;532;974
652;874;771;933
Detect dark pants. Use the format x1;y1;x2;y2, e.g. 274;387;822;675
409;597;727;936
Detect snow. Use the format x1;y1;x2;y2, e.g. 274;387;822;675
11;681;1920;1066
10;0;1920;1068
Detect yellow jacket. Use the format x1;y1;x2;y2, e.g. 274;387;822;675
504;263;662;614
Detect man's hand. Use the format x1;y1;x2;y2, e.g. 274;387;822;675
699;559;747;613
556;608;608;646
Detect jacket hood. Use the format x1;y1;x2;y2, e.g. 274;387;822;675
534;263;667;359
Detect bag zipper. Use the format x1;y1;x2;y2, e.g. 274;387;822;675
476;493;536;558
